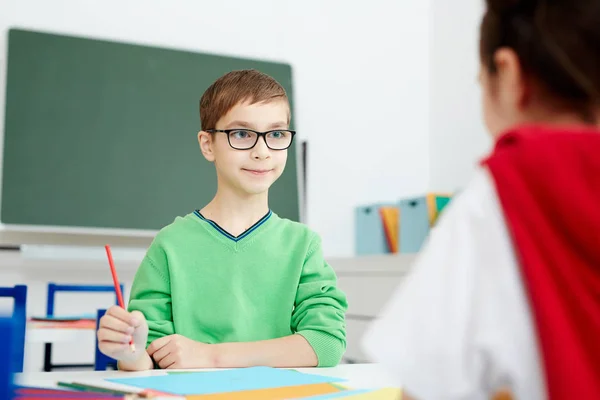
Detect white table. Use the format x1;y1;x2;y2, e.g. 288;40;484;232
16;364;400;398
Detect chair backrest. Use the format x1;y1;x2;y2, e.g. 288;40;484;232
0;286;27;373
94;309;118;371
43;283;125;372
46;283;124;317
0;317;15;400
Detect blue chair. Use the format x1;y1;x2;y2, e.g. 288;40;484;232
94;309;118;371
0;316;16;399
0;285;27;373
43;283;124;371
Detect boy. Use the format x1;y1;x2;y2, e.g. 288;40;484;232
363;0;600;399
97;69;348;371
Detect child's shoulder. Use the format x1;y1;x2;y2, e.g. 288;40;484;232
151;212;201;246
271;214;321;247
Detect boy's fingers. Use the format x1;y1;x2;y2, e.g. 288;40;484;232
158;353;177;369
129;311;145;327
99;315;134;334
98;328;133;344
106;306;132;323
147;336;171;356
150;343;171;364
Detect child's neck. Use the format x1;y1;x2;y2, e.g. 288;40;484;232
200;187;270;237
522;105;600;128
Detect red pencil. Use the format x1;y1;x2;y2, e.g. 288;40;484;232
104;244;136;352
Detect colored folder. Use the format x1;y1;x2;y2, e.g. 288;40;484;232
355;203;397;255
398;197;430;253
425;193;452;226
379;207;399;253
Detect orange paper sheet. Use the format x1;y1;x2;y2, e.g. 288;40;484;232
185;383;341;400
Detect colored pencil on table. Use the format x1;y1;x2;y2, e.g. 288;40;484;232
57;382;175;399
16;385;125;399
57;381;141;396
104;244;135;352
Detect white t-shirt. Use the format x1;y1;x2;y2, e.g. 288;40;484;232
362;168;547;400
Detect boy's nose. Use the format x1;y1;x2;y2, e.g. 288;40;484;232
251;136;271;159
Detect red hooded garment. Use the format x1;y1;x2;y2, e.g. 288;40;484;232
484;124;600;400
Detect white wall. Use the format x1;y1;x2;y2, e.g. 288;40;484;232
287;0;431;256
428;0;490;192
0;0;431;258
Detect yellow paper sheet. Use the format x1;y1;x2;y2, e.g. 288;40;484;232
185;382;341;400
341;388;403;399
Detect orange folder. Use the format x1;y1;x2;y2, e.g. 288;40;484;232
185;382;342;400
379;207;399;253
425;193;452;226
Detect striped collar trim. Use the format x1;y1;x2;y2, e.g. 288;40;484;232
193;210;273;242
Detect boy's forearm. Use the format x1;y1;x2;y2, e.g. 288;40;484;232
214;334;318;368
117;351;154;371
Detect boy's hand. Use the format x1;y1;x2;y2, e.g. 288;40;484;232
97;305;148;362
147;334;217;369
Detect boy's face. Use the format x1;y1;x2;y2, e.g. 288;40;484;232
198;99;290;197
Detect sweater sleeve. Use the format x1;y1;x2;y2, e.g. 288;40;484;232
127;241;175;347
292;233;348;367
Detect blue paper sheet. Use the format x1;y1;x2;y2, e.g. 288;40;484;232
106;366;345;396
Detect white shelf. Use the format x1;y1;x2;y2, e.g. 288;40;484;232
0;227;154;247
0;248;143;271
328;253;417;275
1;246;418;275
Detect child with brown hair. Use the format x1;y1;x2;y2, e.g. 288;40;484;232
97;69;348;371
364;0;600;399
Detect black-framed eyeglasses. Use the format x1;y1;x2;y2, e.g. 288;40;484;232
206;129;296;150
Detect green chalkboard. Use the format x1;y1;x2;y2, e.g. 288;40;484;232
2;28;299;231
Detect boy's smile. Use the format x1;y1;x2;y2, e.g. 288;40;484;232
242;168;274;176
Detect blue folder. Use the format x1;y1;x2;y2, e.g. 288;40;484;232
399;197;430;253
355;203;397;255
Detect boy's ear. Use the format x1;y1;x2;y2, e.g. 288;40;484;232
198;131;215;162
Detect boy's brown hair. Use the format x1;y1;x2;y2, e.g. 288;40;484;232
480;0;600;123
199;69;289;131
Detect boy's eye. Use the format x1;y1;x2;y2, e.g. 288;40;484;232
230;130;252;139
267;131;287;139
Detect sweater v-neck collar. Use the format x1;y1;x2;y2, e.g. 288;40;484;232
192;209;273;243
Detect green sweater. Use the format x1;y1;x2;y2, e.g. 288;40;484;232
128;210;348;367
